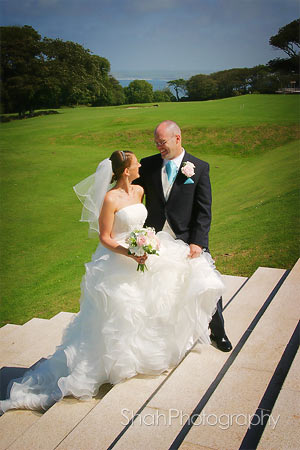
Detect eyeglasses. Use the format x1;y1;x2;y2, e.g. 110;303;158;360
154;137;173;147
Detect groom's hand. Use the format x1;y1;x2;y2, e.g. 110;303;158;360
189;244;203;258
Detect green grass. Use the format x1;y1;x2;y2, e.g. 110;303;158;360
0;95;299;326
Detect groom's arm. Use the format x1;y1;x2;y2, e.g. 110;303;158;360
189;161;212;250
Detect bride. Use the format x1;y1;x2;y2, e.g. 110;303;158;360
0;150;224;414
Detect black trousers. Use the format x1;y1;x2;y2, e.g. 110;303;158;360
203;247;226;339
209;296;226;338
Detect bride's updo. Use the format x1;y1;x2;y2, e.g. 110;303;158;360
110;150;134;182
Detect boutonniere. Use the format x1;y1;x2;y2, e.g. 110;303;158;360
181;161;195;184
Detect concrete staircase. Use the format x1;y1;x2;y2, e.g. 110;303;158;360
0;261;299;450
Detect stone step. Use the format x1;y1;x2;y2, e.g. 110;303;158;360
0;409;43;450
222;274;247;306
0;324;21;342
107;266;287;450
0;315;72;449
0;318;50;366
0;318;48;348
6;383;112;450
0;314;77;449
257;348;300;450
55;373;170;450
5;275;247;450
180;261;300;449
49;311;75;323
0;313;75;367
0;273;260;450
51;268;271;450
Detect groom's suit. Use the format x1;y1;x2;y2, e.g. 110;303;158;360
136;150;226;339
137;151;211;247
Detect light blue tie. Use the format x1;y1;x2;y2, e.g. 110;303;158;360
166;160;177;184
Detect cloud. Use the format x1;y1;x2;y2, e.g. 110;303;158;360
0;0;298;73
125;0;184;13
37;0;60;6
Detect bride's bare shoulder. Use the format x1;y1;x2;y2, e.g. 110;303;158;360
133;184;144;198
105;188;117;199
133;184;143;192
103;189;119;209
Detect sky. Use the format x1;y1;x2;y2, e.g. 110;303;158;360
0;0;299;78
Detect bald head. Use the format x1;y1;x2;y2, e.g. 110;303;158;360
154;120;183;160
154;120;181;137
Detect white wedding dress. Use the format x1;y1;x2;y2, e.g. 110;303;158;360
0;203;224;413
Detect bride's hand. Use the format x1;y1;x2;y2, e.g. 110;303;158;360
130;254;148;264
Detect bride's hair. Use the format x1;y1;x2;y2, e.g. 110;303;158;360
110;150;134;182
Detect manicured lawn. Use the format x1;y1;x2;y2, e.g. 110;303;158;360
0;95;299;325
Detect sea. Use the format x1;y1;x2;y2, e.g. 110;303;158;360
118;78;169;91
112;69;207;93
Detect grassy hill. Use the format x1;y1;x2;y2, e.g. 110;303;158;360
0;94;299;325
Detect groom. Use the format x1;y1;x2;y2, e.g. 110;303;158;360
135;120;232;352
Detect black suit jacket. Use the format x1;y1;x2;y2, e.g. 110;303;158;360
135;151;212;248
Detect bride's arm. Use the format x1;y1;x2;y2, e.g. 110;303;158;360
99;196;128;256
99;195;146;264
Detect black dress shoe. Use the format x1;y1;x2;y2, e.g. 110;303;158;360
210;334;233;352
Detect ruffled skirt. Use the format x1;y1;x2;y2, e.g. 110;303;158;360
0;232;224;413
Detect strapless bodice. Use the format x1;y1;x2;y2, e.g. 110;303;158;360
112;203;147;241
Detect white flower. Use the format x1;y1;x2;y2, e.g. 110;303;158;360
130;246;145;257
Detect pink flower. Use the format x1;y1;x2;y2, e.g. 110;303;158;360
137;235;147;246
181;161;195;178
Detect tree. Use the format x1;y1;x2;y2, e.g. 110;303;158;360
248;65;281;94
124;80;153;104
0;25;123;113
106;75;126;105
186;74;218;101
93;75;125;106
41;38;110;106
0;25;44;115
269;19;300;58
210;68;251;98
167;79;187;101
268;19;300;78
153;88;175;102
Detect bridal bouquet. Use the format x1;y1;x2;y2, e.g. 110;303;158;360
126;227;160;272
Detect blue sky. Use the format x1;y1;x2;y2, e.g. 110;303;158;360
1;0;299;77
